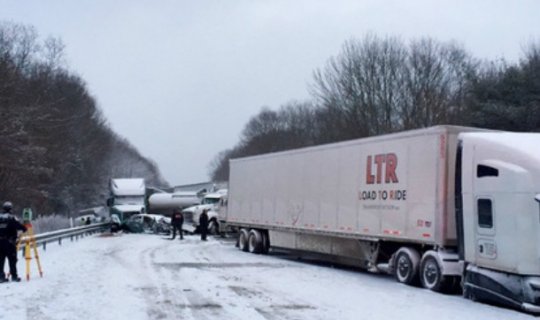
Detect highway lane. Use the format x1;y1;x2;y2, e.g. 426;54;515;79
0;233;532;320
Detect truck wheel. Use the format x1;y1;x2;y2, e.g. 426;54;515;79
248;229;263;254
238;229;249;252
420;253;451;292
261;230;270;254
208;220;219;235
394;247;420;285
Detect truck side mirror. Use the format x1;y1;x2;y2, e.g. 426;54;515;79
106;197;114;207
535;194;540;203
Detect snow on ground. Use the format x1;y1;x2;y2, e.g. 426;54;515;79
0;233;535;320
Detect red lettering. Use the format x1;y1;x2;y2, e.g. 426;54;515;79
366;155;375;184
374;154;385;184
385;153;398;183
365;153;400;185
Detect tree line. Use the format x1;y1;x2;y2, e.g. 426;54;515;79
209;34;540;181
0;22;167;216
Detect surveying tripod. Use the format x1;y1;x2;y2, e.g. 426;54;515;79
15;221;43;281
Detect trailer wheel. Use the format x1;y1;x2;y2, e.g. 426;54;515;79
394;247;420;285
420;253;452;292
238;229;249;252
261;230;270;254
248;229;263;254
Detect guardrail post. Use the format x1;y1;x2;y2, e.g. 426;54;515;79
59;238;62;246
43;242;46;251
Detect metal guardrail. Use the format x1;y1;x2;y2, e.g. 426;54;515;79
19;222;111;253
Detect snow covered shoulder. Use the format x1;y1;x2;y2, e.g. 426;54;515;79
0;233;532;320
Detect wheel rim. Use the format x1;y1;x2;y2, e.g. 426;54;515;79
397;254;411;281
423;259;439;287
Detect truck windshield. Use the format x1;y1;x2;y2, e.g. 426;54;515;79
115;196;145;205
201;197;220;205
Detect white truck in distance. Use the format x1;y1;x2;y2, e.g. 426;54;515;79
225;125;540;314
107;178;146;222
182;189;227;234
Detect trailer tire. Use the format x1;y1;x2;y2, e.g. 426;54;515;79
248;229;263;254
394;247;420;286
261;230;270;254
420;252;452;292
238;229;249;252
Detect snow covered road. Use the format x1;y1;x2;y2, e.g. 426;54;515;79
0;233;534;320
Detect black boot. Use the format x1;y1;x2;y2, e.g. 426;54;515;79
11;276;21;282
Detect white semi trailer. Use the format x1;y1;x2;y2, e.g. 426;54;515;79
225;125;540;313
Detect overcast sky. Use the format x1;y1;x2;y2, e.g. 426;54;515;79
1;0;540;186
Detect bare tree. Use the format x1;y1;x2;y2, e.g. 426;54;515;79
312;35;475;140
401;38;475;129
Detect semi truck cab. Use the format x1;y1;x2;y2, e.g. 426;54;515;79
459;132;540;312
107;178;146;223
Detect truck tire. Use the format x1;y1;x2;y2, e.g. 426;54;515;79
248;229;263;254
261;230;270;254
394;247;420;286
420;252;452;292
208;220;219;235
238;229;249;252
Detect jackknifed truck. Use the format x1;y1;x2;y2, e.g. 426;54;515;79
224;125;540;313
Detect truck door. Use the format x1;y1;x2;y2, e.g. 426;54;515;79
471;162;499;264
462;139;532;272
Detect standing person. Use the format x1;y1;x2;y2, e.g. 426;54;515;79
199;209;209;241
0;201;27;282
170;209;184;240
